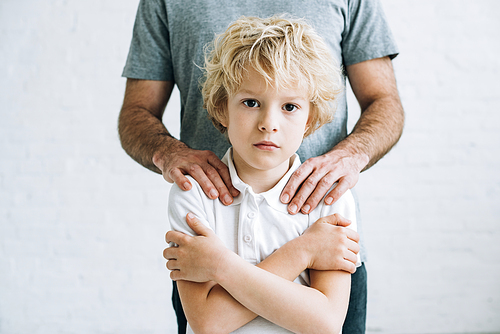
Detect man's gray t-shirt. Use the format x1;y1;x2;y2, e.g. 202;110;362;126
122;0;398;261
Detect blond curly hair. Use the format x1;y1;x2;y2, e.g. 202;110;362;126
202;16;342;138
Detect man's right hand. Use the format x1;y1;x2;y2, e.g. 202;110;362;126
153;147;239;206
301;213;360;273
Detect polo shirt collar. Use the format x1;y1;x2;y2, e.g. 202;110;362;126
222;148;302;213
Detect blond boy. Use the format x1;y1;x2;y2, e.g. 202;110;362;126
164;16;360;333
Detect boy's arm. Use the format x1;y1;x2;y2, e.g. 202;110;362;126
166;181;358;332
166;214;358;333
167;215;350;333
216;259;350;334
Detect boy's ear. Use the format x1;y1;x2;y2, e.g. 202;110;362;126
219;107;229;128
220;115;228;128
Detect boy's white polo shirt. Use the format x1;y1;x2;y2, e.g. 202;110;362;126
168;148;361;287
168;148;360;333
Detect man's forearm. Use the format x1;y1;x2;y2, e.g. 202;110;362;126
342;56;405;172
118;79;180;174
335;93;404;172
118;105;186;173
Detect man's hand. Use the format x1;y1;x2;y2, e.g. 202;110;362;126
118;79;239;205
280;148;368;215
153;147;239;206
281;56;404;215
300;213;360;273
164;213;231;282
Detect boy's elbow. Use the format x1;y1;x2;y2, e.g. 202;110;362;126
189;318;232;334
310;310;343;334
189;322;214;334
325;323;342;334
313;320;342;334
311;320;342;334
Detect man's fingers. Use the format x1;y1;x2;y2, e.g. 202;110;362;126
169;168;192;190
286;172;325;214
325;178;352;205
204;164;235;206
301;173;336;214
300;172;339;213
186;164;220;199
281;163;314;205
287;188;311;215
208;154;240;198
166;150;239;205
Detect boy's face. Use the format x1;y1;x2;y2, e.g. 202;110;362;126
223;67;310;176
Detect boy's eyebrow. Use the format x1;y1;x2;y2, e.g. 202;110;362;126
236;89;308;101
235;88;258;95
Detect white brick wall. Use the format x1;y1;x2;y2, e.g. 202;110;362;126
0;0;498;333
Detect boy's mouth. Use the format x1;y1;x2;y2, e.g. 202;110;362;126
253;141;279;151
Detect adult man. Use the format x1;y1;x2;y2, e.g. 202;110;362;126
118;0;404;333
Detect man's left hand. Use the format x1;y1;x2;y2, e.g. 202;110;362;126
280;148;368;215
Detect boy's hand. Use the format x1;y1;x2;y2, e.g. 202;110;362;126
280;148;369;215
301;213;360;273
153;147;240;206
164;213;231;282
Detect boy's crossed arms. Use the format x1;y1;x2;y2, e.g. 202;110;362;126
164;212;359;334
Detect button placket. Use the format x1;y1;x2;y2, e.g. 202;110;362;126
240;193;259;263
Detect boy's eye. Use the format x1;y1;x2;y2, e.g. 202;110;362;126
243;100;259;108
283;104;298;112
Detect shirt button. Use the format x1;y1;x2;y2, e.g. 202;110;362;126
244;235;252;243
247;212;256;219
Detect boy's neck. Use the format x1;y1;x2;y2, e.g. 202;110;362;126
232;152;293;194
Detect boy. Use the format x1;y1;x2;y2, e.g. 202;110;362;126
164;16;361;333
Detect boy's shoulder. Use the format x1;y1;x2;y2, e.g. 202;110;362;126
168;175;219;235
168;175;214;210
308;186;357;225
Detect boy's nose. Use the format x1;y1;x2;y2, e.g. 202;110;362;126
259;124;278;132
259;110;279;133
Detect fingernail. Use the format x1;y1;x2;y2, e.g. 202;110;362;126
223;194;232;205
186;212;194;219
183;182;191;190
209;189;218;199
302;204;310;213
281;194;289;203
325;197;333;205
289;204;297;214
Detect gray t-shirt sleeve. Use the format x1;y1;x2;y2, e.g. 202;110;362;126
122;0;174;81
342;0;399;66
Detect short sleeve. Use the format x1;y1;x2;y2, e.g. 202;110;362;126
167;177;213;239
316;188;362;267
342;0;399;66
122;0;175;81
